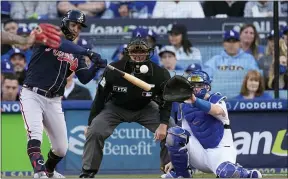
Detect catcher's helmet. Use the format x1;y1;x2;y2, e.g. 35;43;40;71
124;35;154;63
187;70;212;99
61;10;87;41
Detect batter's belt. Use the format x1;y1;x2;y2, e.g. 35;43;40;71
23;84;61;98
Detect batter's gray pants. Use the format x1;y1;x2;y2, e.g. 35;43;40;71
82;101;172;172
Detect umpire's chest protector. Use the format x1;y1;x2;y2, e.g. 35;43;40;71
179;94;225;149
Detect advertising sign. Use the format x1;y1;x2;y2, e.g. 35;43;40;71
65;110;160;173
1;114;51;173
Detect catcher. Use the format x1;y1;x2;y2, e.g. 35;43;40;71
161;71;262;178
19;10;106;178
80;36;171;178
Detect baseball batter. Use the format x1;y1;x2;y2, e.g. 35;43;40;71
19;10;106;178
161;71;262;178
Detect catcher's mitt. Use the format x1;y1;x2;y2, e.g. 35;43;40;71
163;75;194;102
30;23;61;49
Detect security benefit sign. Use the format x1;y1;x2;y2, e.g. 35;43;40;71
230;112;288;171
65;110;160;172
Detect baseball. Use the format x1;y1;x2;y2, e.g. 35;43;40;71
140;65;149;74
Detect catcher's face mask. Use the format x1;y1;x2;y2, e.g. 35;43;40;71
188;71;211;99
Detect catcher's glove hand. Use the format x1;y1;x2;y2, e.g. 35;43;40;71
30;23;61;49
86;49;107;68
163;75;194;102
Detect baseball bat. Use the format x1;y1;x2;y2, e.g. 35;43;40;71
107;64;151;91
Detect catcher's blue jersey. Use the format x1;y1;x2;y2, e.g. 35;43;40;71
179;93;227;149
24;44;88;96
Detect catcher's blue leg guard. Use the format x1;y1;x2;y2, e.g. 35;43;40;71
166;126;191;178
216;161;259;178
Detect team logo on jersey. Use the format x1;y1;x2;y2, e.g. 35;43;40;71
52;49;79;71
113;86;127;93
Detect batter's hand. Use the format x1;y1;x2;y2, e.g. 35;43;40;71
86;49;107;68
164;162;174;173
154;124;167;141
30;23;61;49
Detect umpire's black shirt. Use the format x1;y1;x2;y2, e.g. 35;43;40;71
88;57;172;126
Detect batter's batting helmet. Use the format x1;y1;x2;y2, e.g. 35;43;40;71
61;10;87;41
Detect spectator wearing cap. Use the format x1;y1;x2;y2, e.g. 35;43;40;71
10;1;57;19
204;30;259;79
158;46;183;71
185;63;202;75
167;24;202;62
1;74;19;101
2;19;18;55
257;30;277;81
57;1;106;17
112;44;127;62
1;60;14;86
152;1;204;18
1;1;11;20
239;24;265;60
9;49;27;86
147;29;162;54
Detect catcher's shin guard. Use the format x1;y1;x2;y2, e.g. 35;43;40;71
27;139;47;173
166;127;191;178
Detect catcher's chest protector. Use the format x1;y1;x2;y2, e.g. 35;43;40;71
179;101;224;149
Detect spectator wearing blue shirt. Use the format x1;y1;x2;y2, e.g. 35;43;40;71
239;24;265;60
234;70;272;100
204;30;259;79
1;60;14;84
158;46;182;71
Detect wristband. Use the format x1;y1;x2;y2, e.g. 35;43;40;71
194;97;211;113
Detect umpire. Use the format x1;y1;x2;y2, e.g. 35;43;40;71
80;36;172;178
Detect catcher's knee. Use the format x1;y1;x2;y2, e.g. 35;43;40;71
166;126;190;151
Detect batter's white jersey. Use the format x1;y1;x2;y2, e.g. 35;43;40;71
181;99;237;174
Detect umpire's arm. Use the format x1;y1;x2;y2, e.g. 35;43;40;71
158;70;172;126
88;69;111;126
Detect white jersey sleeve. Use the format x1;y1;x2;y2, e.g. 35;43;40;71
211;99;230;125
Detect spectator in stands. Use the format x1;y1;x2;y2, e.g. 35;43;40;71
57;1;106;17
10;2;57;19
102;1;150;18
9;50;27;86
203;1;247;17
111;44;127;62
1;1;11;20
63;72;92;100
258;30;275;81
280;1;288;17
167;24;202;62
1;60;14;87
204;30;259;79
239;24;265;60
2;19;18;55
185;63;202;75
234;70;272;100
158;46;182;71
244;1;273;17
282;26;288;46
152;1;204;18
1;74;19;101
147;29;162;56
267;55;288;90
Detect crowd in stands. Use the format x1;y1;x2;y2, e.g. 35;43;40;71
1;1;288;102
1;1;288;20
